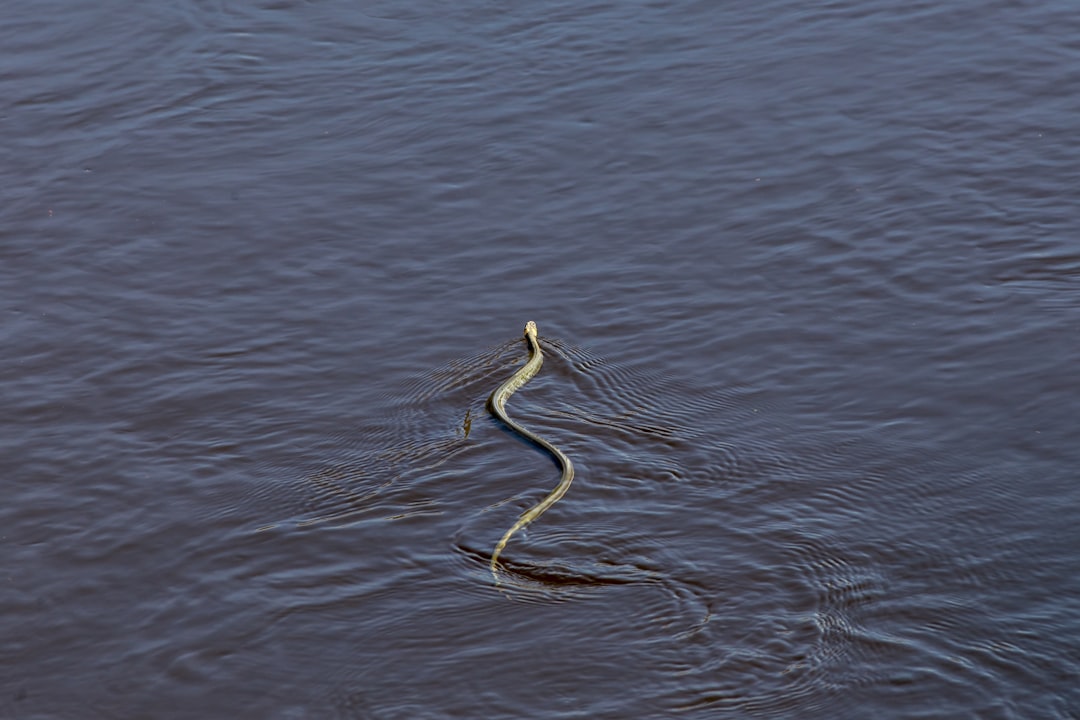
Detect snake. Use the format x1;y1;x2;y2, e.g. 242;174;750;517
488;321;575;582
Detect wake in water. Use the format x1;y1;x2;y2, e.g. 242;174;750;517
213;323;1059;717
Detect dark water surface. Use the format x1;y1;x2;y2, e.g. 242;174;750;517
4;1;1080;718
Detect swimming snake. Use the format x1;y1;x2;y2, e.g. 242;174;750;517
488;321;575;581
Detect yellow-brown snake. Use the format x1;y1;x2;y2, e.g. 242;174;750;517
488;321;574;582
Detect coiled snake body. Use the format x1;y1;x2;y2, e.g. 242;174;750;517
488;321;574;581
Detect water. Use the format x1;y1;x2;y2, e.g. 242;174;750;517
3;1;1079;717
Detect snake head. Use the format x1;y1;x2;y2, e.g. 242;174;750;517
524;321;538;339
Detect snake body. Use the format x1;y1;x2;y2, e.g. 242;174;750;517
488;321;575;580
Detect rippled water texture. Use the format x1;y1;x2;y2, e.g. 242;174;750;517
4;1;1079;718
